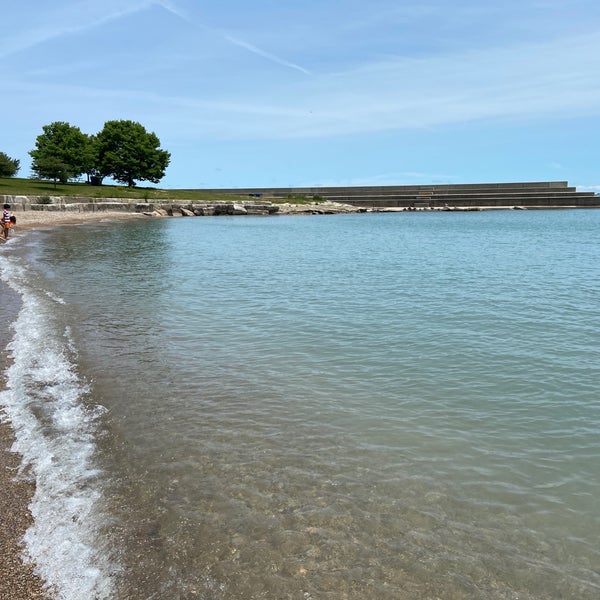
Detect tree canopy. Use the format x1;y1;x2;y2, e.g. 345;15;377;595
29;121;90;182
28;120;170;187
30;156;71;188
96;120;171;187
0;152;20;177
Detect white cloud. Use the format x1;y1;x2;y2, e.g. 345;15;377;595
4;10;600;142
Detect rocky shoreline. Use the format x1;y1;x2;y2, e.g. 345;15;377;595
1;194;498;222
144;199;369;217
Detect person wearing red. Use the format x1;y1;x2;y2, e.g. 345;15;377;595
2;203;14;240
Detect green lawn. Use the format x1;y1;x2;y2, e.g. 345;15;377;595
0;177;252;202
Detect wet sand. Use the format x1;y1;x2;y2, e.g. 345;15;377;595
0;421;48;599
0;210;142;599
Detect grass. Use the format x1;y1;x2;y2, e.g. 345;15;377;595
0;177;255;202
286;194;324;204
0;177;328;204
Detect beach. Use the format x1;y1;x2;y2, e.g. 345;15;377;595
1;210;142;599
0;421;47;599
5;210;145;232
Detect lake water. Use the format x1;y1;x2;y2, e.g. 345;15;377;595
1;210;599;599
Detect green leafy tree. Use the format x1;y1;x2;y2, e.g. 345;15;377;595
96;120;170;187
0;152;20;177
30;156;71;188
81;134;100;184
29;121;90;182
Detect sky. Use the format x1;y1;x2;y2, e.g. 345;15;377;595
2;0;600;191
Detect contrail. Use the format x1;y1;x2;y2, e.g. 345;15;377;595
154;0;310;76
223;34;311;76
153;0;191;22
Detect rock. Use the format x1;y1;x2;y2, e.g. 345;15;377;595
212;203;231;215
276;201;362;215
180;208;195;217
232;204;248;215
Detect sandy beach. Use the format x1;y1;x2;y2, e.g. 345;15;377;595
7;209;145;232
1;210;142;599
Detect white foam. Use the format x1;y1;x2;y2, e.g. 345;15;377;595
0;256;118;599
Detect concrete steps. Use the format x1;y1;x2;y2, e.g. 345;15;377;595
200;181;597;209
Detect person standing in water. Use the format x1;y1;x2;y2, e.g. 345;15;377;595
2;204;14;240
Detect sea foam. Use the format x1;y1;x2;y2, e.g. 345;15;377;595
0;256;117;599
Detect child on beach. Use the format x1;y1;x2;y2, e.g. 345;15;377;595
2;204;14;240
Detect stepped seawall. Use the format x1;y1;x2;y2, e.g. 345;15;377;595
2;181;598;214
195;181;599;209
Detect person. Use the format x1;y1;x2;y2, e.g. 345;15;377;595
2;203;13;240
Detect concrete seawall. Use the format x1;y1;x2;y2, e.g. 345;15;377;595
2;181;598;213
192;181;599;209
0;196;281;216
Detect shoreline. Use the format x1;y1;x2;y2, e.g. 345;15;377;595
0;420;48;599
6;209;145;233
0;211;143;599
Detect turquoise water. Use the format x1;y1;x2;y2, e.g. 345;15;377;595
1;210;599;599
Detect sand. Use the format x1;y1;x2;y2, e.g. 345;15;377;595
0;210;143;599
8;209;145;232
0;421;48;599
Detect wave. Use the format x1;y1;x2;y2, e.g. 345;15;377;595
0;254;117;599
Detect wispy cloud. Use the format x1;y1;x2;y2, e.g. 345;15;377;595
153;0;190;22
0;0;155;59
147;28;600;140
5;13;600;143
152;0;311;75
261;29;600;137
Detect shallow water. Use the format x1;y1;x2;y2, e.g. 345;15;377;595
1;210;599;599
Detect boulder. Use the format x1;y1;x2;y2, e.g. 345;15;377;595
232;204;248;215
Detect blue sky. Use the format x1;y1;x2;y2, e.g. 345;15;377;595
2;0;600;190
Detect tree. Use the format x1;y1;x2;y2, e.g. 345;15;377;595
0;152;20;177
29;121;90;182
81;134;100;184
31;157;71;188
96;120;170;187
